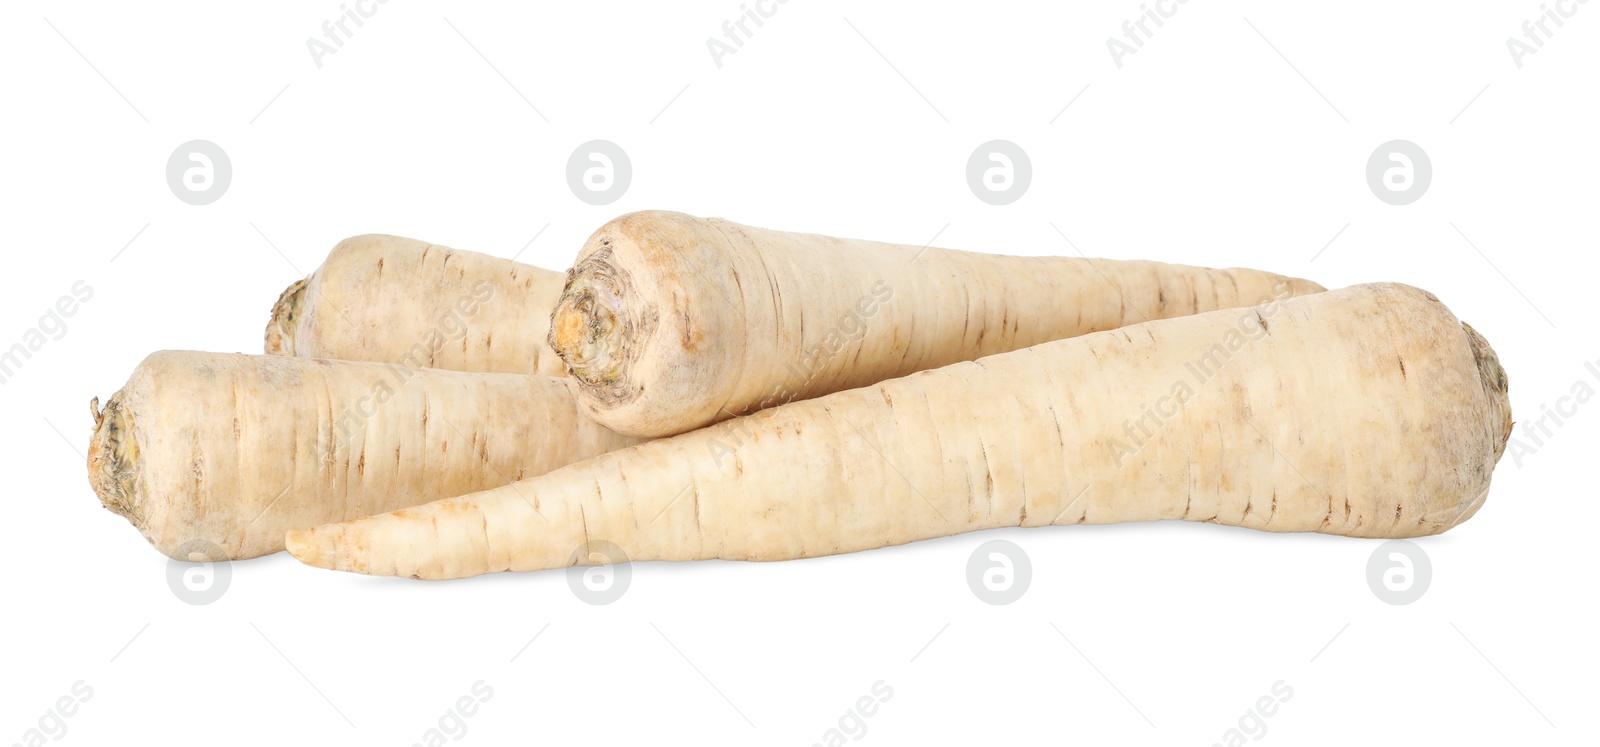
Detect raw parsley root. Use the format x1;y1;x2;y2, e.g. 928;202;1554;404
548;211;1326;437
88;351;641;559
267;234;569;376
288;283;1509;579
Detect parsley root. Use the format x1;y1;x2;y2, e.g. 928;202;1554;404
547;211;1325;437
288;283;1509;579
266;234;568;376
87;351;640;559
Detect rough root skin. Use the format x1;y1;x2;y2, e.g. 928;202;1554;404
264;277;308;356
86;393;143;531
548;246;655;407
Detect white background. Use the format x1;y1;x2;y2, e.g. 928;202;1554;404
2;1;1595;745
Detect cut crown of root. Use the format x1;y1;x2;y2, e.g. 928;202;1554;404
263;276;308;356
1461;321;1514;477
548;245;652;403
86;392;142;529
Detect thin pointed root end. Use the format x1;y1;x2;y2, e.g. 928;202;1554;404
284;526;339;571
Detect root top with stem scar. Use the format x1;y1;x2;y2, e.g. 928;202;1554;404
548;246;654;407
86;392;143;530
264;277;308;356
1462;321;1513;462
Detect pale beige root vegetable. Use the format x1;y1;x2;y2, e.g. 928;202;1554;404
267;234;569;376
547;211;1327;437
87;351;641;560
288;283;1511;580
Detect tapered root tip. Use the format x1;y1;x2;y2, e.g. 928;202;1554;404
264;277;308;356
285;526;344;572
1289;276;1328;295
